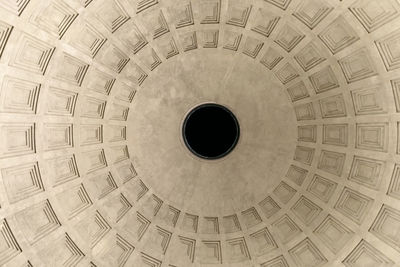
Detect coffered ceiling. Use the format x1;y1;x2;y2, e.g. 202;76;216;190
0;0;400;266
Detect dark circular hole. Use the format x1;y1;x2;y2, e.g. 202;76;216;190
182;103;240;160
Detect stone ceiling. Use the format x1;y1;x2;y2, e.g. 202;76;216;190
0;0;400;266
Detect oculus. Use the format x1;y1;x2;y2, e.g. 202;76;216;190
182;103;240;159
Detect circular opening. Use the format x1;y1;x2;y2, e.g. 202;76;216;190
182;103;240;160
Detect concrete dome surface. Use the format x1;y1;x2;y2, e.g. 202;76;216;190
0;0;399;266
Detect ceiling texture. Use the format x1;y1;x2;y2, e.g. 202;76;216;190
1;0;400;266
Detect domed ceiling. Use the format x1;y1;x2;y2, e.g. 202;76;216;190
0;0;400;266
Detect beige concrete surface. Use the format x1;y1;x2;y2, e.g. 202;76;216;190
0;0;399;266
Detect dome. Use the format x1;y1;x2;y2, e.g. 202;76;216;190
0;0;399;266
